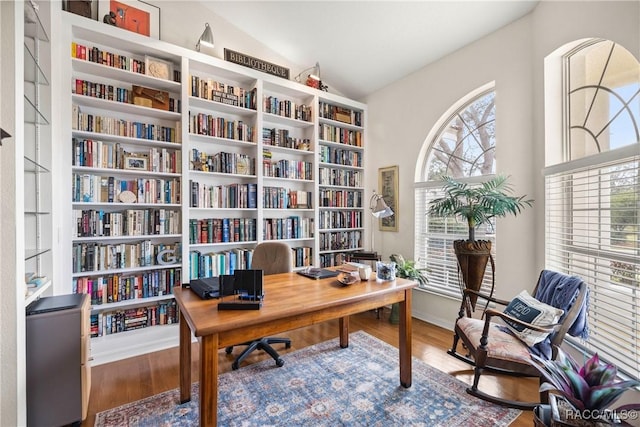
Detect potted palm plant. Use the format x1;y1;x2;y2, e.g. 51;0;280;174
427;175;533;310
531;347;640;426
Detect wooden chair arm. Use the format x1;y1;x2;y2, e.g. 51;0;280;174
484;308;560;333
462;288;510;307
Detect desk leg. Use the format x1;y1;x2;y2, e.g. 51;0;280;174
339;316;349;348
399;289;413;388
179;310;191;403
199;334;218;427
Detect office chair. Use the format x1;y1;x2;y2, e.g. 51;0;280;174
225;241;293;370
448;269;589;409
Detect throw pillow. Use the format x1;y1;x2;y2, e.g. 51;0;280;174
502;290;564;347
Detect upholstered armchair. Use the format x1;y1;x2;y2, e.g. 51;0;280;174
448;269;589;409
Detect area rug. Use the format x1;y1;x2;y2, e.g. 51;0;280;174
94;331;521;426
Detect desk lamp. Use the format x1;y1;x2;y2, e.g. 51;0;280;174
370;192;393;252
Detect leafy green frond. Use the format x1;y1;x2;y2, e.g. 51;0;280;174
427;175;533;241
390;254;429;288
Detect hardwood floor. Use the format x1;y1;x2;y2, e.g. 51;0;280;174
83;309;535;426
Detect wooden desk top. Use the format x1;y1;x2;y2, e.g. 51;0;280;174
173;273;417;338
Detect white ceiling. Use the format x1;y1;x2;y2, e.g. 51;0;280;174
201;1;539;100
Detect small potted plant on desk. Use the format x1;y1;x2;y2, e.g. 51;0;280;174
531;347;640;426
388;254;429;324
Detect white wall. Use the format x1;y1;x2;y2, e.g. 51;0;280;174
144;1;310;83
364;1;639;329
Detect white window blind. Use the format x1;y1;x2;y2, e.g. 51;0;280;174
545;152;640;378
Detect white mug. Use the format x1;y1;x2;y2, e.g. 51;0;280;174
358;265;372;280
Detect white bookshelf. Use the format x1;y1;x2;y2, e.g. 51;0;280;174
317;99;366;266
58;11;366;363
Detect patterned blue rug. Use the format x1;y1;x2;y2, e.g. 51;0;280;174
94;331;521;426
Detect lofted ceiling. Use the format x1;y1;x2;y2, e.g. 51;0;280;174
200;1;539;100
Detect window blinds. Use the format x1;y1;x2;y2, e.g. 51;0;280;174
545;151;639;378
414;185;496;298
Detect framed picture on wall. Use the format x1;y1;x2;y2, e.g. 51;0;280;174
99;0;160;39
378;165;399;231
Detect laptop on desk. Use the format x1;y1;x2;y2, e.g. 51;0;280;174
296;268;339;280
189;277;220;299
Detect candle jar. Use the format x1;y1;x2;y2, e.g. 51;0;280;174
375;261;396;281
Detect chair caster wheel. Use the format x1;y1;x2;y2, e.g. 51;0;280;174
276;358;284;367
225;347;233;354
285;342;291;349
231;361;239;370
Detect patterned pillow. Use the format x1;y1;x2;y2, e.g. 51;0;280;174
502;290;564;347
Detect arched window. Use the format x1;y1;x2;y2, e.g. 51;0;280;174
414;83;496;295
545;39;640;378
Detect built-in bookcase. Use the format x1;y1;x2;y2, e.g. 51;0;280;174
58;12;366;364
261;81;316;269
187;59;259;279
317;100;365;267
62;20;185;364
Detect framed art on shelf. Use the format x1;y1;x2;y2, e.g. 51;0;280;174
378;165;399;231
123;155;148;171
145;55;173;81
98;0;160;39
64;1;96;20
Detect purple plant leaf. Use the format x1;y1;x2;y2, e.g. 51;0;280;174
531;349;639;412
531;355;574;395
562;366;591;403
582;358;617;387
557;348;581;372
587;383;636;410
540;385;586;410
581;353;600;375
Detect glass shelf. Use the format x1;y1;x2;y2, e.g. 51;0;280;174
24;43;49;86
24;278;52;307
24;6;49;42
24;156;50;173
25;248;52;261
24;95;49;125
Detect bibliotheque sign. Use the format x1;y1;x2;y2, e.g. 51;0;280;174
224;48;290;80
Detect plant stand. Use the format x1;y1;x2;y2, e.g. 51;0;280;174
389;303;399;324
454;240;495;316
549;395;619;427
534;404;552;427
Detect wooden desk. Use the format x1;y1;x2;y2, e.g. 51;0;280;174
173;273;417;427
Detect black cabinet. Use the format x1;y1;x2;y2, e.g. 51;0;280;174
26;294;90;427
